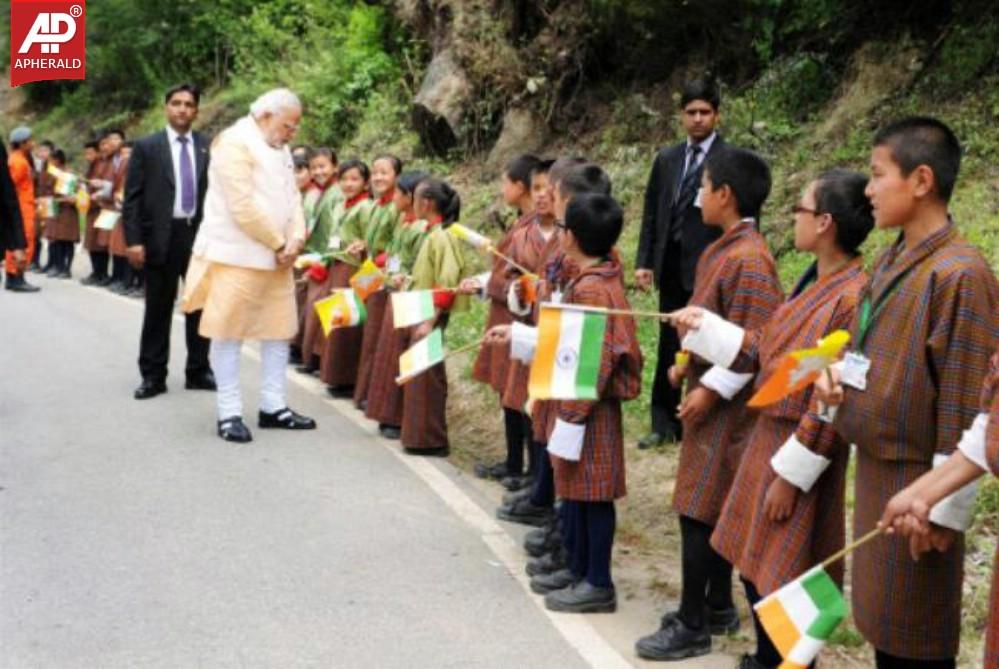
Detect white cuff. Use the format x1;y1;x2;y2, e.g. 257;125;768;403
681;310;745;368
507;281;531;316
700;365;754;400
928;453;979;531
510;322;538;363
547;419;586;461
473;271;491;300
955;413;989;472
771;434;832;493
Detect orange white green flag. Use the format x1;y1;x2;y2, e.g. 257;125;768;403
314;289;366;336
528;304;606;400
754;566;847;669
396;328;445;384
349;258;385;300
748;330;851;407
391;290;436;328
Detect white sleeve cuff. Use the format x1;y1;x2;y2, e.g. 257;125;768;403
700;365;754;400
928;453;979;531
955;413;989;472
547;419;586;462
510;322;538;363
681;310;745;368
771;434;832;493
507;281;531;316
473;271;491;300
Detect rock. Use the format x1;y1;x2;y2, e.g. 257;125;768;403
411;48;472;156
486;106;545;170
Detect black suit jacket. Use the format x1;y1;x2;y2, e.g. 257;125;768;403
123;129;210;265
0;141;26;253
635;135;725;293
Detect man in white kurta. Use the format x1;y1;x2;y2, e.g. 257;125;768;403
183;88;316;442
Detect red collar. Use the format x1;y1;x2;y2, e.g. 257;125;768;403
425;214;444;230
314;178;336;194
403;211;418;225
344;191;370;209
377;188;396;206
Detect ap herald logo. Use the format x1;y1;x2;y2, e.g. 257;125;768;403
10;1;86;87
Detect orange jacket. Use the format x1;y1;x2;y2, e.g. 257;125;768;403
8;149;35;228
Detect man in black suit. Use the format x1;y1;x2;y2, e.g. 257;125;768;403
123;83;214;400
635;80;724;448
0;140;27;265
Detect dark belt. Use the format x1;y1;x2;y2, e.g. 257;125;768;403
171;217;194;227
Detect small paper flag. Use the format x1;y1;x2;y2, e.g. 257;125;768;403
528;304;607;400
314;289;366;336
748;330;851;407
396;328;445;383
391;290;436;328
349;258;385;301
447;223;492;250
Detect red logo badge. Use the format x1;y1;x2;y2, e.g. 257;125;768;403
10;0;86;87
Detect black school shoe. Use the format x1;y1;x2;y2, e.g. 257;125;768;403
326;385;354;399
378;424;402;440
496;498;552;527
545;581;616;613
659;607;740;636
530;568;575;595
526;548;566;577
502;485;534;507
524;525;563;558
218;417;253;443
404;446;449;457
474;461;510;480
501;474;533;492
635;615;711;661
258;408;317;430
736;654;768;669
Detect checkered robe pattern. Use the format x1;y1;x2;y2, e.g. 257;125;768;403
84;158;115;251
672;220;783;525
107;156;131;257
318;260;365;387
353;289;389;408
501;221;564;412
829;222;999;660
983;351;999;669
546;258;643;501
364;298;412;428
472;212;536;394
710;259;867;596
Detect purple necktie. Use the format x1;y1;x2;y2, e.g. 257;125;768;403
178;136;195;215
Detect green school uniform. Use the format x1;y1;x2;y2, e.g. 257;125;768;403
365;194;402;257
410;222;471;312
328;193;374;265
305;184;343;255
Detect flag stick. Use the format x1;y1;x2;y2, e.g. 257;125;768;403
486;245;538;280
395;338;485;386
819;527;884;570
547;302;673;319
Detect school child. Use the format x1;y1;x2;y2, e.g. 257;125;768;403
364;171;432;439
302;148;342;255
466;154;541;481
399;178;470;456
669;170;875;668
41;149;81;278
489;192;642;612
298;159;370;379
636;146;783;661
815;117;999;668
352;154;403;410
880;351;999;669
79;140;106;284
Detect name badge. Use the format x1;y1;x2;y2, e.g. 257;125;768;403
841;351;871;391
328;236;341;251
387;255;401;273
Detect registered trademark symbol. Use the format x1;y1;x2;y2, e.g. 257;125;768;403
70;5;83;17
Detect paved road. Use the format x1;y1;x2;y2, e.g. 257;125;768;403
0;271;613;669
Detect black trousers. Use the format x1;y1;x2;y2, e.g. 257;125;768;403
529;441;554;507
503;408;531;476
562;500;616;588
650;250;690;437
742;577;810;669
138;221;210;383
677;515;734;629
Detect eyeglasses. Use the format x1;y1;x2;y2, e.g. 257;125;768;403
791;204;822;216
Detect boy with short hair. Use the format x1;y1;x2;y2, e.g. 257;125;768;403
637;146;783;661
820;117;999;668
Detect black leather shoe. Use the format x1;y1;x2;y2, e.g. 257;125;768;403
545;581;616;613
526;548;566;577
295;364;318;375
258;408;317;430
80;274;101;285
501;474;533;492
57;270;72;279
134;380;167;400
502;486;534;507
404;446;449;457
530;568;575;594
378;424;401;440
5;280;41;292
288;347;302;364
218;416;253;443
45;266;60;277
497;498;552;527
708;606;740;635
736;654;768;669
635;615;711;661
326;385;354;398
474;461;510;480
524;526;563;558
185;371;217;391
637;431;668;450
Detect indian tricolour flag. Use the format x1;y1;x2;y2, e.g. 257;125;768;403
754;566;847;669
396;329;444;384
315;289;366;336
392;290;436;328
528;304;607;400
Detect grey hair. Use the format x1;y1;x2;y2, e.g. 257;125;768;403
249;88;301;118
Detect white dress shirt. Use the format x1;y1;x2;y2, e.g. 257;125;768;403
166;125;196;218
